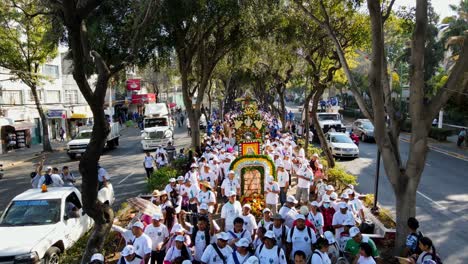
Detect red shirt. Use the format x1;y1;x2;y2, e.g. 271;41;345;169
321;206;336;231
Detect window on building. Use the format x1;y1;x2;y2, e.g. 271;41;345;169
2;90;23;105
46;90;61;103
28;90;43;102
42;64;59;79
65;90;78;104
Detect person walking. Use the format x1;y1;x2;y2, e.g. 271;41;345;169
59;127;65;141
457;128;466;147
143;151;156;179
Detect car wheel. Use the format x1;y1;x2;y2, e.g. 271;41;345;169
361;133;366;142
44;246;61;264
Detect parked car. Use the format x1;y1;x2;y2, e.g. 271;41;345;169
352;119;375;142
0;187;94;263
325;132;359;159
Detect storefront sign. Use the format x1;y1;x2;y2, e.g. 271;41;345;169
131;94;156;104
126;79;141;91
46;109;64;119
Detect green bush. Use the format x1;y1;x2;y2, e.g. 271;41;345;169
147;167;178;192
429;127;453;141
125;120;134;127
172;157;189;176
326;165;357;193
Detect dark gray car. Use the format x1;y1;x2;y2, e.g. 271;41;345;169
352;119;375;142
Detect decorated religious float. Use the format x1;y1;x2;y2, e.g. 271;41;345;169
229;95;276;217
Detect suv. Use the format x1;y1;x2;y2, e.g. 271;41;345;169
0;187;93;263
325;132;359;159
352;119;375;142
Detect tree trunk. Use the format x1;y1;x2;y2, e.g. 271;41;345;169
311;87;335;168
277;87;287;132
303;89;313;153
394;172;418;252
30;85;53;152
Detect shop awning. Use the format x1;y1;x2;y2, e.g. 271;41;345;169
69;113;88;119
0;117;14;127
12;121;35;130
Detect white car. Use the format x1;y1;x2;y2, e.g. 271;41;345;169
325;132;359;159
141;126;173;150
0;187;94;264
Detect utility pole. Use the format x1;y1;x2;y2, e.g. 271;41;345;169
371;150;381;214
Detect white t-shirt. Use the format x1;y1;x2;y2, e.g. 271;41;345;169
227;229;252;244
97;183;114;205
307;211;324;234
241;214;258;235
226;251;250;264
123;256;143;264
271;225;290;250
144;224;169;251
265;182;280;205
350;198;364;215
185;170;200;185
164;246;192;261
197;190;216;213
200;171;217;186
221;178;240;195
188;226;210;261
297;168;312;189
132;233;152;258
201;244;233;264
221;201;242;231
284;208;298;228
283;159;292;171
37;174;64;188
286;226;316;260
278;206;291;220
164;183;176;194
144;156;155;168
332;211;355;240
357;255;377;264
311;249;332;264
257;219;273;230
184;184;200;204
255;245;287;264
277;171;289;187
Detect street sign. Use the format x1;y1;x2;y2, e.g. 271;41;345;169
126;79;141;91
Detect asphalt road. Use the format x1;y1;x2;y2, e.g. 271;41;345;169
0;125;192;215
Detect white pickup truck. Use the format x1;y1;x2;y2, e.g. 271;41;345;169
141;126;173;150
0;187;94;264
67;122;120;159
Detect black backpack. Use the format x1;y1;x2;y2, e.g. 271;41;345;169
44;174;53;185
411;231;424;255
258;244;281;258
289;226;313;242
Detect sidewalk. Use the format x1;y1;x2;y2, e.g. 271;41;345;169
0;141;68;169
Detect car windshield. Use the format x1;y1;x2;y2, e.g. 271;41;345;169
331;134;353;144
74;131;91;139
318;114;340;121
362;122;374;130
144;118;168;128
0;199;61;226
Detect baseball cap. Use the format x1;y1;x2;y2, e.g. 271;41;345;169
227;190;237;197
171;223;185;233
310;201;319;207
286;195;298;204
330;192;338;200
276;161;284;168
235;238;250;248
243;204;251;209
324;231;336;244
262;208;271;214
299;205;309;215
121;245;135;257
296;214;306;221
152;213;162;220
46;166;53;170
177;176;184;181
272;213;283;220
339;202;348;209
267;176;274;183
90;253;104;262
228;170;235;175
349;226;361;237
341;193;349;199
169;178;176;183
264;230;275;239
312;153;319;158
182;260;192;264
132;221;144;229
325;185;335;191
217;232;230;241
175;235;185;242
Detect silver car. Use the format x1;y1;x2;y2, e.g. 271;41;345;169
352;119;375;142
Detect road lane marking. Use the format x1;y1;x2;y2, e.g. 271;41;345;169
399;137;468;162
118;172;135;184
417;190;468;222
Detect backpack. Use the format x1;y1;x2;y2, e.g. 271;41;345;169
421;252;443;264
289;226;313;243
44;174;53;185
411;231;424;255
269;224;287;245
258;244;281;258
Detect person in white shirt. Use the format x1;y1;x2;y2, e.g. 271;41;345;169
164;235;192;262
240;204;258;240
264;176;280;213
269;214;290;252
130;222;152;264
143;152;156;179
97;180;114;205
324;231;340;263
311;237;332;264
164;178;178;194
226;238;253;264
255;230;287;264
295;164;312;205
286;215;316;261
278;195;298;228
120;245;143;264
37;167;64;188
97;165;109;189
332;203;355;241
353;242;377;264
349;190;365;223
220;190;242;231
112;224;134;244
197;181;216;213
179;212;215;263
308;201;324;235
257;208;273;230
201;232;233;264
276;162;289;205
200;164;217;187
221;170;240;197
144;214;169;264
227;217;252;248
185;163;200;185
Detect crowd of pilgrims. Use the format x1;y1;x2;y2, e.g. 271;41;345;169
107;112;436;264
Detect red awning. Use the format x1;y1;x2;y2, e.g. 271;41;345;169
131;93;156;104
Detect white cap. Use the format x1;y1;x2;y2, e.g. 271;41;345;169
339;202;348;209
132;221;144;229
246;256;260;264
341;193;349;199
235;238;250;248
267;176;274;183
199;203;209;211
299;205;309;215
326;185;335;191
349;226;361;237
310;201;320;207
121;245;135;257
262;208;271;213
324;231;336;244
296;214;306;220
46;166;53;170
286;195;298;204
190;163;199;168
175;235;185;242
330;192;338;200
169;178;176;183
227;190;237;197
228;170;235;175
243;204;251;209
276;161;284;168
152;213;162;220
90;253;104;262
182;261;192;264
264;230;275;239
171;223;185;233
312;153;319;158
177;176;184;181
322;197;331;203
217;232;230;241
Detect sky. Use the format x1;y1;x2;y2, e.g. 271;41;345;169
394;0;458;20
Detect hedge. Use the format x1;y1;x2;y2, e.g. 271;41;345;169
428;127;453;141
147;167;178;192
339;109;365;119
